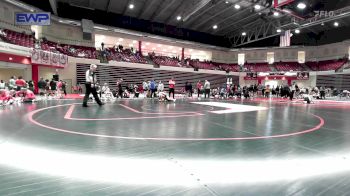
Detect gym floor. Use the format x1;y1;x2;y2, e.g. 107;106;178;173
1;98;350;195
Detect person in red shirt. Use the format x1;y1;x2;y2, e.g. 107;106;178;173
196;80;202;98
168;78;175;99
15;76;26;91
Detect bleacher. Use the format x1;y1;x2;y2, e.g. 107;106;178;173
275;62;304;71
306;59;347;71
1;28;347;72
0;29;34;48
244;63;271;72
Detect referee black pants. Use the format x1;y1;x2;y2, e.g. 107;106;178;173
83;83;102;106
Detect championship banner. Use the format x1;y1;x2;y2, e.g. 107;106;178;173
31;49;68;67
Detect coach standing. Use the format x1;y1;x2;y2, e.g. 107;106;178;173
169;77;175;99
82;64;104;107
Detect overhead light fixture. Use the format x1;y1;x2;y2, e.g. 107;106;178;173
242;32;247;36
59;20;63;23
213;25;218;29
129;4;134;9
334;22;339;27
225;1;229;4
277;29;282;33
321;23;324;26
297;2;306;9
254;5;261;10
30;9;34;12
295;29;300;34
176;16;182;21
273;12;279;16
234;4;240;9
9;57;13;60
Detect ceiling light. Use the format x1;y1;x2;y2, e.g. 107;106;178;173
9;57;13;60
297;2;306;9
176;16;182;21
321;23;324;26
234;4;240;9
129;4;134;9
59;20;63;23
254;5;261;10
242;32;247;36
277;29;282;33
213;25;218;29
334;22;339;27
273;12;279;16
225;1;229;4
295;29;300;34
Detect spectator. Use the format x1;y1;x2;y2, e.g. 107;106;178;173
0;80;5;89
197;80;202;98
204;80;210;99
9;76;16;90
38;78;46;95
150;79;157;98
157;81;164;93
15;76;26;91
169;77;175;99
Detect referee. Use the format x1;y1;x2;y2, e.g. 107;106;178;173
82;64;104;107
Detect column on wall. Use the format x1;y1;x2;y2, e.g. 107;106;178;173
32;64;39;94
181;48;185;61
138;41;142;56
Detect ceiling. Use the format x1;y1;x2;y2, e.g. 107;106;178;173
19;0;350;47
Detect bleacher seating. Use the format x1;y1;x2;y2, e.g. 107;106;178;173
189;60;217;70
215;63;240;72
0;29;34;48
244;63;271;72
306;59;347;71
1;28;347;72
275;62;304;71
150;55;182;67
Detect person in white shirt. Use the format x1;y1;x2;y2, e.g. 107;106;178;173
157;81;164;93
9;76;16;90
0;80;5;89
204;80;210;99
82;64;104;107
